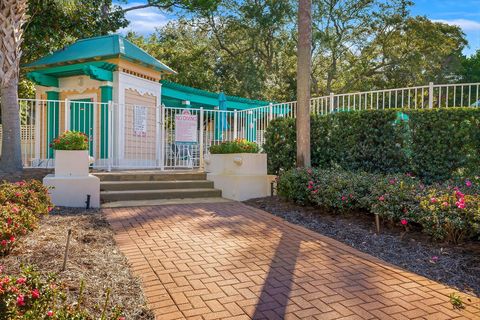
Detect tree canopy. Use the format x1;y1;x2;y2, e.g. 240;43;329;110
20;0;477;101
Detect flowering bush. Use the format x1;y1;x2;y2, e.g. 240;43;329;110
418;187;480;243
209;139;260;154
0;181;52;256
50;131;89;150
370;174;424;222
277;168;480;243
0;265;123;319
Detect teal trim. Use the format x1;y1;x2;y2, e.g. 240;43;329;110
70;99;94;156
83;65;113;81
27;72;58;87
161;80;271;111
25;34;175;74
46;91;59;158
100;86;113;158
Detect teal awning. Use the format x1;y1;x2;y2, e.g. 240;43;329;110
161;80;271;110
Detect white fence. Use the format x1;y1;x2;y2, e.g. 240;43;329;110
271;82;480;116
2;82;480;170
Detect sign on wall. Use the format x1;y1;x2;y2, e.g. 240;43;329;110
134;105;147;137
175;109;198;144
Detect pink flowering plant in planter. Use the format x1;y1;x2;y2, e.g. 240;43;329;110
0;265;124;319
49;131;88;151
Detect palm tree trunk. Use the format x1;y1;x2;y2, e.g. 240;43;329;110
296;0;312;168
0;0;27;173
0;81;22;172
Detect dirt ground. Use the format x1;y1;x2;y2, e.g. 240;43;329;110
245;196;480;298
0;208;154;319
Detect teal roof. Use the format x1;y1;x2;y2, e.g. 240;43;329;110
161;80;270;110
25;34;175;74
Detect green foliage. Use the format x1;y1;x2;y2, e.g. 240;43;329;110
0;181;52;256
0;265;123;319
50;131;89;151
262;117;296;174
408;108;480;182
461;49;480;83
209;139;259;154
277;168;480;243
265;108;480;181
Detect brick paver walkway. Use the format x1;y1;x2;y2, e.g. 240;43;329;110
104;203;480;320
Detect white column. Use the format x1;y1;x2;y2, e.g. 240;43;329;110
199;107;204;170
428;82;434;109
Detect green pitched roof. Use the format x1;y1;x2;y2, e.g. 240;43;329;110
25;34;175;74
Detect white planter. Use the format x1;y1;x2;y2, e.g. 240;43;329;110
205;153;267;175
55;150;89;177
205;153;275;201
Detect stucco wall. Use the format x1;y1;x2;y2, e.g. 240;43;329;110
123;89;157;161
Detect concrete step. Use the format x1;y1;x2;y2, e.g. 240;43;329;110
95;171;206;182
102;197;232;208
101;188;222;202
100;180;214;191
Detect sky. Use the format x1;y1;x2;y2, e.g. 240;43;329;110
116;0;480;56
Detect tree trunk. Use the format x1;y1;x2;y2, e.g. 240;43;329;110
296;0;312;168
0;81;22;172
0;0;27;173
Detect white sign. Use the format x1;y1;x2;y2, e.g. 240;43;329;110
134;106;147;137
175;109;198;144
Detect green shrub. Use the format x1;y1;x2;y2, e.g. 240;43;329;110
263;118;296;174
277;168;480;243
264;108;480;181
0;265;123;319
50;131;89;150
0;181;52;256
209;139;260;154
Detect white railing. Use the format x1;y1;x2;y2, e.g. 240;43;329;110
2;82;480;169
271;82;480;115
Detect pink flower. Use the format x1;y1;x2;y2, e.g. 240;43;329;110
456;199;466;209
430;197;437;203
6;218;12;225
442;202;449;207
455;190;465;199
378;195;385;201
16;278;26;285
9;236;15;243
1;240;7;247
31;288;40;299
117;317;125;320
389;179;396;185
307;185;313;190
341;196;347;201
431;256;439;262
15;193;21;197
48;207;53;212
11;207;19;213
47;310;54;317
16;294;25;306
466;180;472;187
401;219;408;226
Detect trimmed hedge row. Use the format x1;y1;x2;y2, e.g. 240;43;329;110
264;108;480;182
277;168;480;243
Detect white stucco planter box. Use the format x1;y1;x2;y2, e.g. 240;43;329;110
43;149;99;208
205;153;268;175
55;150;89;177
43;174;100;208
205;153;276;201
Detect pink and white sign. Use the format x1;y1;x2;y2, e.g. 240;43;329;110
175;109;198;144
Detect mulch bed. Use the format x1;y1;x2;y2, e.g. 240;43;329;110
0;208;154;319
244;196;480;297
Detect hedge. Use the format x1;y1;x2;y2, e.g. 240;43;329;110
264;108;480;182
277;168;480;243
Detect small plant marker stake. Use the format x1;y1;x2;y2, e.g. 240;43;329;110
62;229;72;271
375;213;380;234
